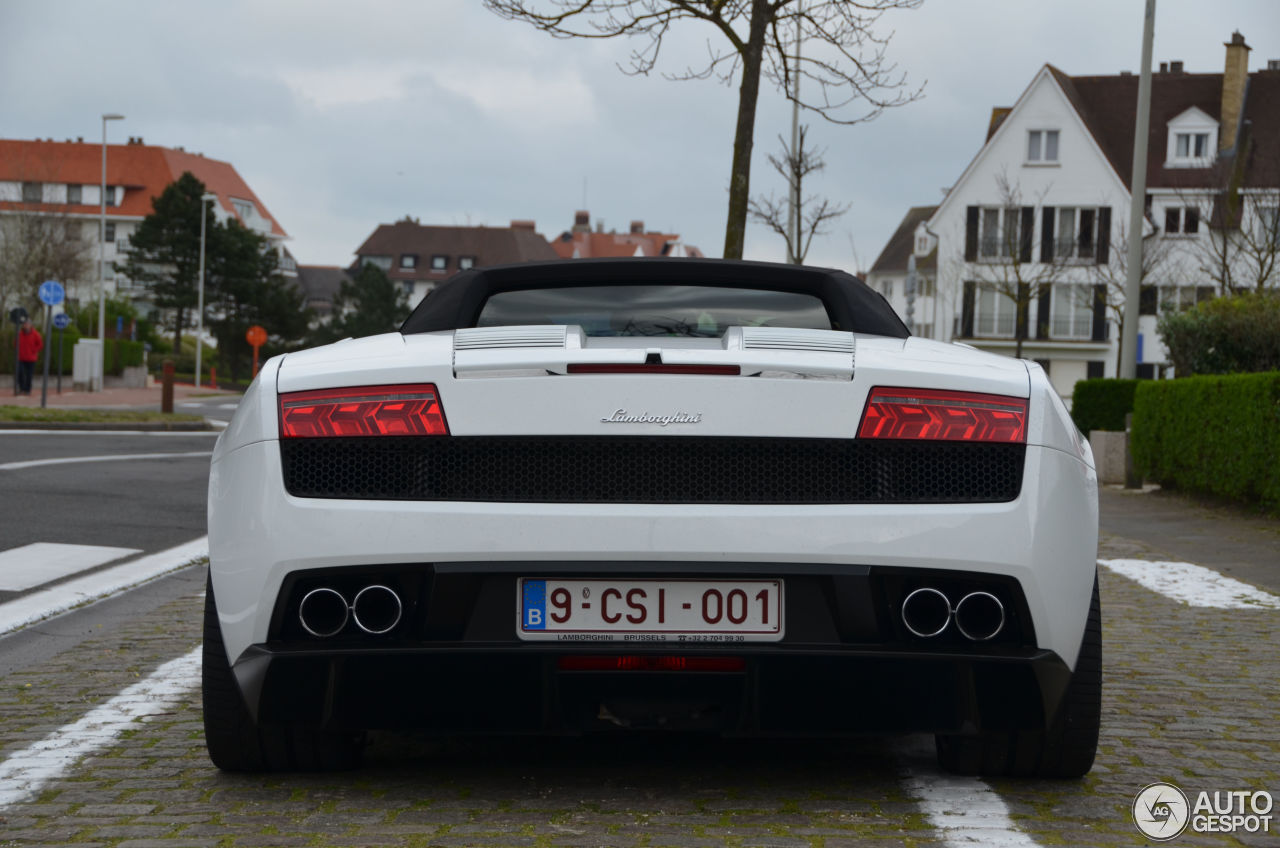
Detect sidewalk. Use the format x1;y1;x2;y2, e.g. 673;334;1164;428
2;382;239;410
1098;484;1280;594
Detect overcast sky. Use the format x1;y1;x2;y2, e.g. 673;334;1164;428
3;1;1276;273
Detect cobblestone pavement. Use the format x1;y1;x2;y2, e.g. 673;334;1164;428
1;536;1277;846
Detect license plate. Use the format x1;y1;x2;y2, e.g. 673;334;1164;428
517;578;783;642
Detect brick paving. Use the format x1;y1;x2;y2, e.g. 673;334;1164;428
2;384;237;410
0;495;1277;846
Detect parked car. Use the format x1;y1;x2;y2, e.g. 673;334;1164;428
204;258;1100;776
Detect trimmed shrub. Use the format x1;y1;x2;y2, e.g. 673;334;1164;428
1158;292;1280;375
1071;379;1139;434
1131;372;1280;510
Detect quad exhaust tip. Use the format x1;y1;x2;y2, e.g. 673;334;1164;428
298;585;403;637
900;587;1006;641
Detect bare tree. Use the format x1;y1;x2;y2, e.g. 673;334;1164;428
1088;216;1174;374
483;0;923;259
1197;189;1280;294
748;124;848;263
0;211;94;318
963;174;1072;360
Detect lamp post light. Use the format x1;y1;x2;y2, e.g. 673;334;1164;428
196;192;217;389
97;113;124;392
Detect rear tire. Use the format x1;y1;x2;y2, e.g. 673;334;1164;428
935;574;1101;778
202;576;363;771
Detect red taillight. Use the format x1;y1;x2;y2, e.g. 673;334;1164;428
557;656;746;673
279;384;449;438
857;387;1027;443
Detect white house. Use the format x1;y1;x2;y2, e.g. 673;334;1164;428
871;32;1279;400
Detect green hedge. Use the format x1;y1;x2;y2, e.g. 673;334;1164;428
1071;379;1139;433
1158;292;1280;375
1131;372;1280;510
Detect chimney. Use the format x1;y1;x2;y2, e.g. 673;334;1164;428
572;210;590;233
1169;60;1183;73
629;220;644;234
1221;31;1251;152
509;219;536;231
1159;61;1168;73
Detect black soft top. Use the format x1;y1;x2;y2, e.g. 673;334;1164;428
400;257;909;338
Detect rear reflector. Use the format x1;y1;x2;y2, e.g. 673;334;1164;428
857;387;1027;443
279;384;448;438
557;656;746;673
566;364;741;375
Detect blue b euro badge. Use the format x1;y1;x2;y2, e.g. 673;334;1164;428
522;580;547;630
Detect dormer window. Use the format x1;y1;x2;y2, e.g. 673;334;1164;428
1027;130;1059;163
400;253;418;269
431;255;448;271
1164;107;1217;168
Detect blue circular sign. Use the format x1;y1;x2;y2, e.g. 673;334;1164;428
38;280;65;306
53;312;72;330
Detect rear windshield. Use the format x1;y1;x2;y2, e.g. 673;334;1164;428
475;285;834;338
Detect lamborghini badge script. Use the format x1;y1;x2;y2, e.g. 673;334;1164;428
601;409;703;426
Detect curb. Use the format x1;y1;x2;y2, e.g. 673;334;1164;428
0;420;215;432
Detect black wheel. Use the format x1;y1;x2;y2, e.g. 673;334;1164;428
935;573;1101;778
202;576;364;772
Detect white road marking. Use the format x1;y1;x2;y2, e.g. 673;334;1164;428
0;543;141;592
1099;558;1280;609
0;450;211;471
0;646;201;808
899;739;1041;847
0;536;208;636
178;402;202;408
217;403;238;410
0;430;219;436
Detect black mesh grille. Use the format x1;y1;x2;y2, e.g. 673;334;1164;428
280;437;1024;504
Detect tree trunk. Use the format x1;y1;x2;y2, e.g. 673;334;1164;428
722;0;770;260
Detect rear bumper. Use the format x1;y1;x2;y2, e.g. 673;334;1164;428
233;643;1072;736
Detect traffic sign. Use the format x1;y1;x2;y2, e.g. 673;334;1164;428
7;307;27;325
53;312;72;330
38;280;65;306
246;325;267;347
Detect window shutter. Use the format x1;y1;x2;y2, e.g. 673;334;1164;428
1139;285;1157;315
1096;207;1111;265
1037;286;1052;339
965;207;979;261
1091;284;1108;341
961;281;975;337
1041;208;1055;263
1087;360;1105;379
1020;207;1035;263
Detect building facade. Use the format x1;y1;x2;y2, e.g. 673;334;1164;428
0;137;288;317
875;33;1278;400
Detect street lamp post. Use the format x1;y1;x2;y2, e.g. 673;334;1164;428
196;192;217;389
97;113;124;392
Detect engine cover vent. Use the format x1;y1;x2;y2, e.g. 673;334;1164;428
739;327;855;354
454;325;571;351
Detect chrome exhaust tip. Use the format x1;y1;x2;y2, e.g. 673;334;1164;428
352;584;403;635
954;591;1005;641
299;587;349;638
901;587;951;638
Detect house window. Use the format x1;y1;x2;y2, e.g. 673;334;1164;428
231;199;253;219
364;255;393;271
403;281;415;297
1175;132;1209;159
1051;283;1093;339
400;254;417;269
104;222;116;243
431;255;448;271
1056;207;1097;260
975;283;1016;336
915;235;929;253
22;182;42;203
1164;207;1200;235
1257;206;1279;239
1158;285;1200;312
1027;130;1060;163
67;184;82;204
458;256;476;271
980;207;1019;259
880;279;894;298
104;186;116;207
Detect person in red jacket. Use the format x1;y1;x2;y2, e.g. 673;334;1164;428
16;317;43;395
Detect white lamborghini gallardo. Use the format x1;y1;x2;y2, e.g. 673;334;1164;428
204;258;1100;776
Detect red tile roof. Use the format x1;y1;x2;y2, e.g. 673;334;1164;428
549;215;702;259
0;138;286;236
